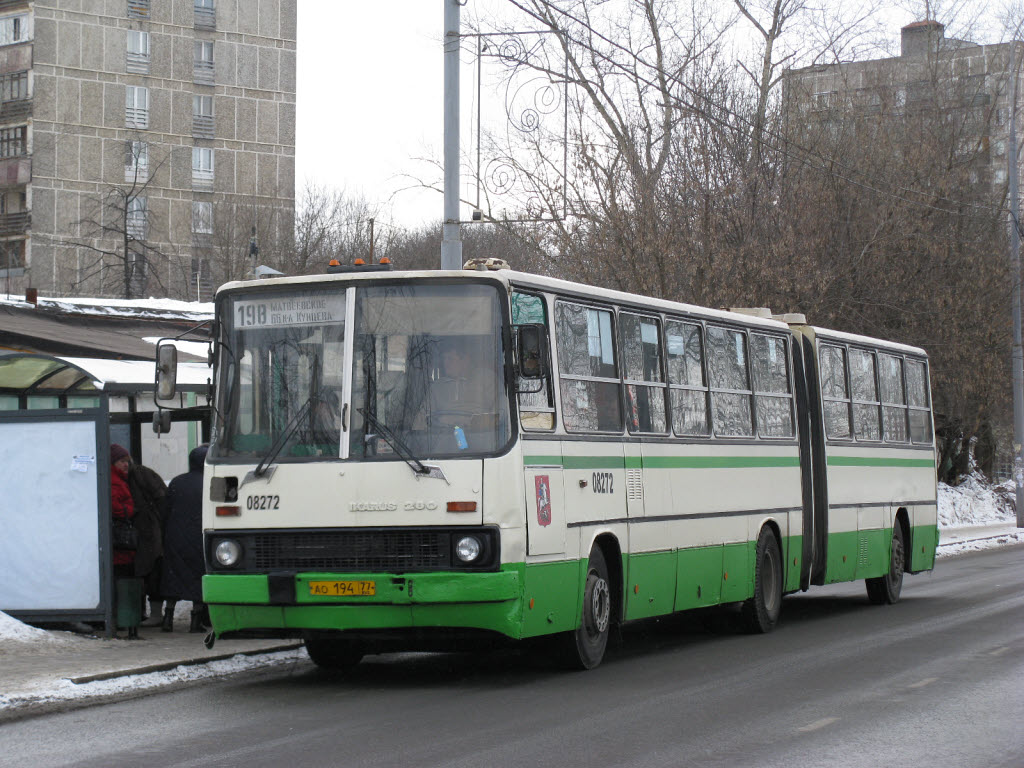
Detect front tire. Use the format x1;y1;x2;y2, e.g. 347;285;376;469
561;547;612;670
742;527;783;634
304;635;364;670
866;523;905;605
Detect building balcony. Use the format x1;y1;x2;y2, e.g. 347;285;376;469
126;52;150;75
192;114;214;139
0;42;32;76
0;209;28;235
0;0;29;12
127;0;150;19
0;97;29;123
193;60;215;85
0;155;29;185
192;169;214;192
194;6;216;30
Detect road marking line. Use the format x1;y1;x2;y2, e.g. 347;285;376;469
989;647;1010;657
798;717;838;733
908;677;938;689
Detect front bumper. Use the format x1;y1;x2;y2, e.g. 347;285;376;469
203;568;523;639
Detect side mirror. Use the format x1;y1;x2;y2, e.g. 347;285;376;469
156;342;178;401
152;409;171;434
516;324;547;379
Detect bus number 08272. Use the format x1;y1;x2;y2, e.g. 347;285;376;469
592;472;614;494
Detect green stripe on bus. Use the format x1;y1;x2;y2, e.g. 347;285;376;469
524;455;800;469
828;456;935;468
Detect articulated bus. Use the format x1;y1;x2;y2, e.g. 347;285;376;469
158;260;937;670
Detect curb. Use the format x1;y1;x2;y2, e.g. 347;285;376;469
65;642;304;684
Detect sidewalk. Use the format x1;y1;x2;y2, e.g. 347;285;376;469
938;521;1024;549
0;620;304;722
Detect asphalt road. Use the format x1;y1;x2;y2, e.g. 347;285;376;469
4;545;1023;768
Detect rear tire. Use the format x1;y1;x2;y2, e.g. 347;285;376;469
304;635;364;670
560;547;612;670
866;523;905;605
742;527;783;634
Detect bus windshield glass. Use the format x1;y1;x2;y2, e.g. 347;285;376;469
350;283;509;460
214;282;510;462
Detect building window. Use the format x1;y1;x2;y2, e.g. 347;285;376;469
126;30;150;74
127;196;147;238
194;41;214;84
192;201;213;234
192;94;214;138
125;85;149;129
192;146;214;189
194;0;216;30
0;71;28;103
0;126;26;158
0;14;30;47
125;140;148;183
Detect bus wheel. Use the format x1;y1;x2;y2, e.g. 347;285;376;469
742;527;783;634
866;523;905;605
304;635;364;670
561;546;611;670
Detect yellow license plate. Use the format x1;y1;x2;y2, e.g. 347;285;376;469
309;580;376;597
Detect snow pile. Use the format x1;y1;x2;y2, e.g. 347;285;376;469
0;612;83;647
938;473;1016;528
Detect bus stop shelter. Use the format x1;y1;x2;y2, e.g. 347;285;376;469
0;352;210;634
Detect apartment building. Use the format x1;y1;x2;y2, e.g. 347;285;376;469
783;20;1022;191
0;0;296;300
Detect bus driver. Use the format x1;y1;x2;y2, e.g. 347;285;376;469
430;338;498;440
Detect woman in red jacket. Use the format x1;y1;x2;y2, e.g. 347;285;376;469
110;444;136;577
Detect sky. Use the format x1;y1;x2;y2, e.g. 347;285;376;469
296;1;448;229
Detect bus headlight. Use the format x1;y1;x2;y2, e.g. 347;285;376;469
214;539;242;567
455;535;482;563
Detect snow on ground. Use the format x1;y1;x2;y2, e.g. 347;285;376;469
0;648;307;713
936;472;1024;557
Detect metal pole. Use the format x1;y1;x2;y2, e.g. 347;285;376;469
369;217;375;261
440;0;463;270
1009;53;1024;528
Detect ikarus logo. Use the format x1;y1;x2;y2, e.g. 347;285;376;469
349;501;399;512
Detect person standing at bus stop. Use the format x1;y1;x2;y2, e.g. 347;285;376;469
161;445;209;632
126;453;168;627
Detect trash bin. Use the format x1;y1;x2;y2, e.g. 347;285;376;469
116;577;143;638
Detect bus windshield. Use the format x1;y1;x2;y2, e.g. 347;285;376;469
214;282;510;462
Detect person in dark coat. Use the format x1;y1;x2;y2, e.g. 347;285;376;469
127;456;168;626
161;444;209;632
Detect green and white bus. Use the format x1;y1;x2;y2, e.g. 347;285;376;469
159;260;937;669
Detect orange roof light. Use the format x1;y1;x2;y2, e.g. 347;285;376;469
379;256;391;265
354;258;366;266
328;258;340;267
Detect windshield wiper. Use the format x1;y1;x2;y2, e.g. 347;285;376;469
358;407;432;477
252;397;315;479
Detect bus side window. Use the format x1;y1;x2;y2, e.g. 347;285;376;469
879;353;908;442
906;359;932;444
512;292;555;430
666;320;710;436
619;312;667;434
555;301;622;433
751;333;794;438
706;325;754;437
819;344;851;440
849;349;881;441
